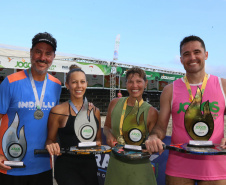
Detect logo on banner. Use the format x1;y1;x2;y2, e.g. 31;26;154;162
160;75;175;81
8;57;13;62
15;61;31;68
48;65;56;70
62;66;69;69
89;66;93;72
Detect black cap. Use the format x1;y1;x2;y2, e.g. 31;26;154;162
32;32;57;52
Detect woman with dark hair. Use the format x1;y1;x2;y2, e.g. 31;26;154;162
45;65;101;185
104;67;158;185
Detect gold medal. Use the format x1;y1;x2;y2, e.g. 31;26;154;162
117;136;126;145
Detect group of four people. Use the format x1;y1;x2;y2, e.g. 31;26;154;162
0;32;226;185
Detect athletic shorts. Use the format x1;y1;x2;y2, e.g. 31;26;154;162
0;170;52;185
55;155;99;185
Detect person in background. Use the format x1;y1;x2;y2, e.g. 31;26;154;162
0;32;61;185
117;90;122;98
104;67;158;185
45;65;101;185
145;35;226;185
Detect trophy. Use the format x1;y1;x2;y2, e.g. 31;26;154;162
119;100;146;150
184;87;214;146
2;113;26;167
74;98;98;147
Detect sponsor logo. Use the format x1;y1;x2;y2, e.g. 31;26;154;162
62;66;68;69
8;57;13;62
195;125;207;130
18;101;55;109
193;122;208;136
15;61;31;68
129;129;142;142
9;144;22;158
160;76;175;81
83;129;92;133
146;75;152;78
177;101;219;114
81;126;93;139
96;154;109;169
48;64;56;70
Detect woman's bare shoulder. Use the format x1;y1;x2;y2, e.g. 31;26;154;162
51;101;69;115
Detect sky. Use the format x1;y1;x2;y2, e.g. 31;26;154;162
1;0;226;77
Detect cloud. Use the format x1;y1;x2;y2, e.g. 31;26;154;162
167;55;185;73
168;56;226;78
205;64;226;78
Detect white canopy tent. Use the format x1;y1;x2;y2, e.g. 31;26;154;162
0;43;111;75
0;43;185;92
0;43;184;75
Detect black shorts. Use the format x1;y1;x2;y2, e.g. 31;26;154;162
55;155;99;185
0;170;52;185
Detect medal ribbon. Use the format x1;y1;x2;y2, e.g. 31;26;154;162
119;98;144;135
184;73;208;102
69;100;79;114
29;69;47;110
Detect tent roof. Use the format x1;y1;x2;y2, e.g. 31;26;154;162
0;43;184;75
0;43;110;61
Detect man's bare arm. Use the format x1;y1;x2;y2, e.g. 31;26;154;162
145;84;172;154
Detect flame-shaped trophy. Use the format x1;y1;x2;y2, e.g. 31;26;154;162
184;87;214;145
2;113;27;167
119;100;146;146
74;98;98;147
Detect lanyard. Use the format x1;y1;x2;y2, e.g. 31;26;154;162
69;100;79;114
184;73;208;102
119;98;144;135
29;69;47;110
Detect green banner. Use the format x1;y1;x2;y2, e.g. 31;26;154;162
159;73;184;82
116;66;183;82
77;62;112;75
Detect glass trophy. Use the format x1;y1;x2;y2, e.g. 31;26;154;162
120;100;146;150
74;97;98;147
184;87;214;146
2;113;26;167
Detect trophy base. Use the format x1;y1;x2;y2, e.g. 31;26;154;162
78;142;97;148
188;140;214;148
4;161;25;168
124;144;142;151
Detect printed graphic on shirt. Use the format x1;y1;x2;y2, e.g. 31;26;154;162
177;101;219;120
18;101;55;110
184;87;214;140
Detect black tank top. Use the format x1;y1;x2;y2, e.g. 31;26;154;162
58;104;99;148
